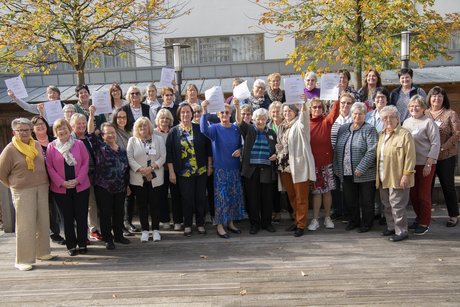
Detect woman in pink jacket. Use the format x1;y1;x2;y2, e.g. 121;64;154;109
46;118;90;256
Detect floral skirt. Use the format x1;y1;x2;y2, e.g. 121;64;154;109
312;163;336;194
213;168;245;225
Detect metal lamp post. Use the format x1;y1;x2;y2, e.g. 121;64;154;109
164;43;190;96
392;30;418;69
400;31;411;69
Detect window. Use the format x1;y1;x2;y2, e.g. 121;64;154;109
165;34;264;65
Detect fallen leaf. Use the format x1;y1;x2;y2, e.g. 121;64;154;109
240;289;247;296
301;271;307;276
179;273;186;276
112;294;117;298
200;255;208;259
438;258;443;262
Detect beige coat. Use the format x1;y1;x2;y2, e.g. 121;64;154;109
127;134;166;188
287;109;316;184
376;125;416;189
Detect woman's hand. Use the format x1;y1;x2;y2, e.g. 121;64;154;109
233;98;240;107
207;165;213;176
89;105;96;115
7;89;17;100
354;170;362;177
201;100;209;113
231;149;241;158
169;171;177;184
423;165;432;177
275;144;283;153
400;175;410;189
269;154;277;161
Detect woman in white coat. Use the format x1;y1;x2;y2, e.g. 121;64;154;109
276;102;316;237
127;117;166;242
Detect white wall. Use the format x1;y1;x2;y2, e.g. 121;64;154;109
141;0;294;67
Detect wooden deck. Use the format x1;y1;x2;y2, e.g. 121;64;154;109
0;206;459;306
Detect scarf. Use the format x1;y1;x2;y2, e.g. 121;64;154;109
248;95;265;110
54;137;77;166
266;87;284;102
12;136;38;172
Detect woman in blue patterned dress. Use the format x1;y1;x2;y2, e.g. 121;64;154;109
200;101;245;239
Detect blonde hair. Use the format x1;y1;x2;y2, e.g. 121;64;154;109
132;117;153;138
53;118;71;137
155;109;174;127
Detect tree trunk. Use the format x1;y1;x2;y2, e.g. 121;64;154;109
353;59;363;90
77;69;85;85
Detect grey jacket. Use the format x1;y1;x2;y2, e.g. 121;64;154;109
333;122;378;183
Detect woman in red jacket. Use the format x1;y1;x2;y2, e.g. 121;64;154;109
308;98;340;231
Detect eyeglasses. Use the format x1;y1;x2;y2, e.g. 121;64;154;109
375;95;386;100
117;116;127;119
311;106;323;109
305;79;316;82
15;129;31;133
164;94;174;97
130;92;141;96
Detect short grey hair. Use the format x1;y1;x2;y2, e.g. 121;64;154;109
380;105;400;121
11;118;33;130
252;108;269;121
70;113;87;128
253;79;266;90
350;102;366;114
304;71;317;81
63;104;76;112
408;94;428;110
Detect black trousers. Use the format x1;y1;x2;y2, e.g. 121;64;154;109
332;175;346;216
244;167;274;228
178;174;207;228
54;188;90;250
342;176;375;228
124;193;136;225
158;170;182;224
94;185;126;242
131;183;160;231
434;156;460;217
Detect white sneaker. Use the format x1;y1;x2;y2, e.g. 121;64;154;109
324;216;335;229
174;223;182;231
15;263;33;271
141;231;149;242
153;230;161;242
37;254;57;261
308;219;320;231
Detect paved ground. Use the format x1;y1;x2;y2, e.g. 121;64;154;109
0;205;459;306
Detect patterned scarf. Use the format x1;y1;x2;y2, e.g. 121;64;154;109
54;137;77;166
266;87;284;102
12;136;38;171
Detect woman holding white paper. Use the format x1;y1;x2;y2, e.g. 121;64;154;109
8;85;62;116
200;101;245;239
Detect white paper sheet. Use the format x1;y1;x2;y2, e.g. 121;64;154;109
5;76;28;99
205;86;225;113
232;81;251;100
284;76;305;104
159;67;175;88
91;91;112;115
44;100;63;125
320;73;340;100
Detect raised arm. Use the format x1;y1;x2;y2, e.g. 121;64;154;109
8;89;40;114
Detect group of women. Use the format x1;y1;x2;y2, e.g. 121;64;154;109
1;68;459;271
